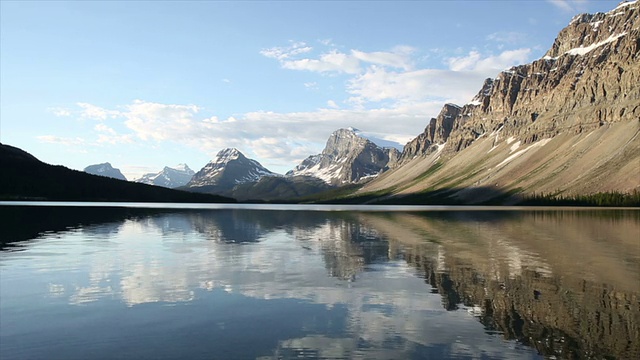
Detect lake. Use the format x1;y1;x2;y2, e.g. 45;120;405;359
1;203;638;359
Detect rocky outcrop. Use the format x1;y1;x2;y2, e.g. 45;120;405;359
83;162;127;181
288;128;399;185
399;104;462;163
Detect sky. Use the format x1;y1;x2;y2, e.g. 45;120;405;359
0;0;624;179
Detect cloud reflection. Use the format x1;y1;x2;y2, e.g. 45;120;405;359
15;208;638;359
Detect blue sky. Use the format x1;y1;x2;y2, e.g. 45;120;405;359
0;0;623;178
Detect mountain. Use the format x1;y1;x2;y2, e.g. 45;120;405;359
84;162;127;181
287;128;401;186
357;1;639;204
135;164;195;188
0;143;235;203
186;148;275;194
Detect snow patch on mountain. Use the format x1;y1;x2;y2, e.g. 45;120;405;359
135;164;195;188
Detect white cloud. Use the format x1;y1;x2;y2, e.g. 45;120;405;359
37;135;86;146
318;38;335;46
546;0;588;13
351;47;414;70
260;41;313;60
97;133;135;145
486;32;527;44
263;44;416;75
446;48;531;74
122;100;202;141
282;50;361;74
327;100;339;109
304;82;318;89
77;102;120;120
346;66;486;105
95;123;116;135
48;107;71;117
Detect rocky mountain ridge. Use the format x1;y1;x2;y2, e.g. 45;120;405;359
401;1;639;162
134;164;195;188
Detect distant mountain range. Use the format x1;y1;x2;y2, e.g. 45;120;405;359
0;143;234;203
134;164;195;188
179;128;399;201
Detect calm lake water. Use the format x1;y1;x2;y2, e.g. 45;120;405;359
1;203;638;360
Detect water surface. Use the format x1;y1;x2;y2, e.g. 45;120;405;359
1;204;638;359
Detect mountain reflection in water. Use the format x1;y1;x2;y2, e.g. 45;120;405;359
0;205;638;360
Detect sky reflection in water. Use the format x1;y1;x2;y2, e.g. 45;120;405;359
1;206;638;359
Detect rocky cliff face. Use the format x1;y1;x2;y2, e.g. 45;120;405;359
135;164;195;188
187;148;274;192
405;1;639;160
364;1;639;200
288;128;400;185
83;162;127;181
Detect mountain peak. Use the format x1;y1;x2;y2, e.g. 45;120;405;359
136;163;195;188
544;0;637;59
288;128;400;185
215;148;243;162
84;162;127;181
172;163;191;172
187;148;274;190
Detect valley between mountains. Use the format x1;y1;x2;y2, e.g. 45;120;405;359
3;1;639;205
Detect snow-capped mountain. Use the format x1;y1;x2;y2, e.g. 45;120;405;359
287;128;400;185
134;164;195;188
186;148;275;192
84;162;127;181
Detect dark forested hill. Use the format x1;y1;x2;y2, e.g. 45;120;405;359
0;143;235;203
